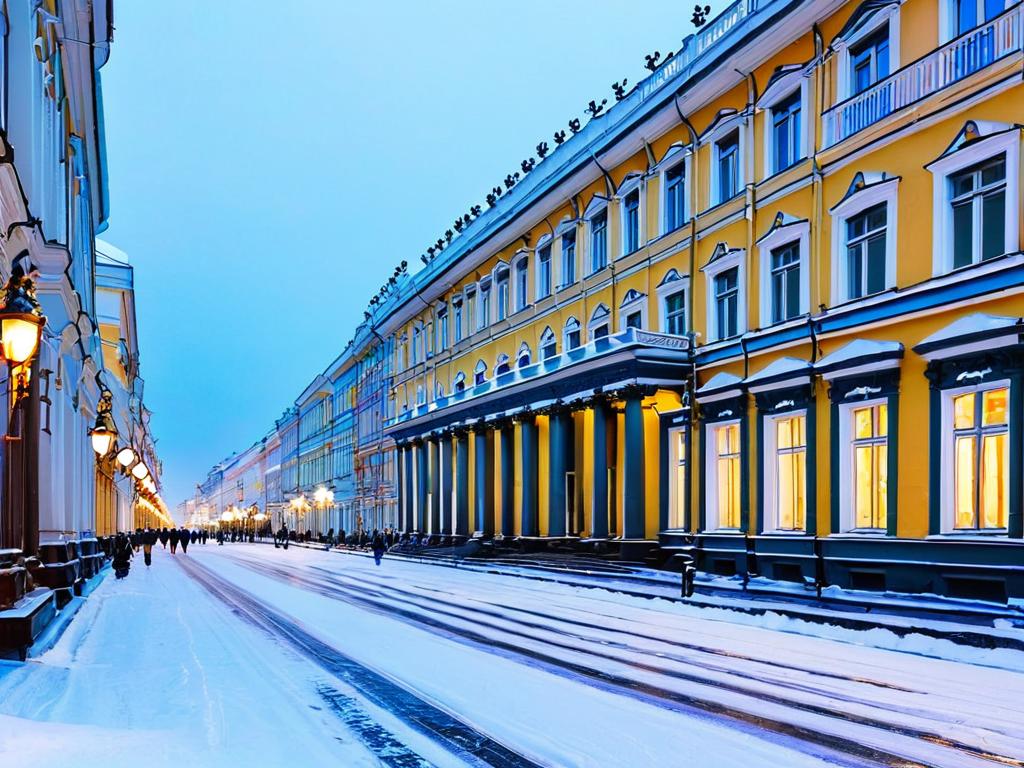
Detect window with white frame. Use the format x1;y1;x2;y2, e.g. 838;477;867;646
715;131;741;204
537;241;552;299
452;297;463;342
850;25;890;95
619;290;647;331
540;326;557;360
479;281;491;328
929;128;1019;276
830;175;899;303
765;412;807;531
668;427;687;529
664;291;686;335
411;326;422;364
425;320;434;357
514;255;529;311
714;268;740;339
769;242;802;324
707;421;742;529
846;400;888;530
465;288;476;334
589;209;608;273
495;354;511;377
947;383;1009;531
495;266;510;321
436;304;448;352
517;343;531;368
622;188;641;254
454;372;466;392
473;360;487;385
564;317;581;350
561;230;577;287
664;162;686;232
770;90;802;174
703;246;746;341
589;305;610;339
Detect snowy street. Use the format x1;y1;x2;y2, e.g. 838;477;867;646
1;545;1023;768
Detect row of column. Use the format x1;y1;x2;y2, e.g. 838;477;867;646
395;391;649;540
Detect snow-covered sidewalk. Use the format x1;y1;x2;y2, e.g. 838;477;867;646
0;547;448;768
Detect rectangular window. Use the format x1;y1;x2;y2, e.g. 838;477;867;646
466;291;476;334
670;430;687;529
437;308;448;352
496;273;509;321
952;386;1009;530
851;402;888;529
664;291;686;335
956;0;1006;35
715;423;742;529
770;242;801;324
717;132;740;203
771;91;802;173
665;163;686;231
949;155;1006;269
714;267;739;339
537;245;552;299
623;190;640;254
561;231;577;287
850;25;890;95
773;414;806;531
846;203;888;299
590;211;608;273
625;310;642;330
515;260;529;311
542;338;557;360
592;323;609;340
453;300;463;342
566;329;581;349
479;285;491;328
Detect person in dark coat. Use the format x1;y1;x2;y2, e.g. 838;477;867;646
201;529;208;545
159;527;169;549
280;524;289;550
179;527;190;554
169;526;180;554
216;528;224;545
112;532;133;579
130;528;142;553
371;531;386;566
190;530;198;545
141;527;158;567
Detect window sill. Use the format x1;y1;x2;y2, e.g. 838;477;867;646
927;531;1010;540
758;529;809;536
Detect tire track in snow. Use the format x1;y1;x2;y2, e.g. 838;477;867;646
233;555;1024;768
177;554;544;768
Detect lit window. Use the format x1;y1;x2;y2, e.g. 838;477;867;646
952;386;1009;530
664;291;686;335
771;91;802;173
714;423;741;529
851;402;887;529
590;210;608;273
950;155;1006;269
769;242;801;324
670;430;687;529
623;190;640;254
772;414;806;531
846;203;887;299
665;163;686;232
716;132;740;203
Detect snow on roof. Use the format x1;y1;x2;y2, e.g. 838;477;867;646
696;371;742;395
745;356;811;384
916;313;1021;349
815;339;903;370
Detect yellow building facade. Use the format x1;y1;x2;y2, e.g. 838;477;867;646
384;0;1024;601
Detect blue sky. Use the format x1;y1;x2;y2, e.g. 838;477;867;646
101;0;729;508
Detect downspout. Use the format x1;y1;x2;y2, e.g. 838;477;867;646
811;23;826;598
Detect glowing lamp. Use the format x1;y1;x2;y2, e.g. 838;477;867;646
131;461;150;480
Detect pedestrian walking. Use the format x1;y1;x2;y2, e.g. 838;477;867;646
179;527;190;554
201;529;208;545
159;527;169;549
280;524;289;550
190;530;198;545
169;526;180;554
142;527;158;567
130;528;142;553
216;528;224;545
372;531;386;566
112;532;133;579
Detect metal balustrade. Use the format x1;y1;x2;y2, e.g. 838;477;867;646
824;4;1023;147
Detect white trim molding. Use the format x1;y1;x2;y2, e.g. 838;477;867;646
833;1;901;102
829;173;900;304
701;243;747;342
756;214;810;327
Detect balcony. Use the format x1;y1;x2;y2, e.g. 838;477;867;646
823;4;1022;148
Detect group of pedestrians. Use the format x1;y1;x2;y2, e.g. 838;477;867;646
269;523;393;567
111;526;210;579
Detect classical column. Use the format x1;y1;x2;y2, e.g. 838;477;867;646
455;431;470;537
547;409;569;537
473;426;494;535
520;414;539;537
623;390;646;539
403;444;414;533
499;422;515;536
428;436;441;535
440;434;453;535
415;439;427;532
591;401;609;538
396;443;405;533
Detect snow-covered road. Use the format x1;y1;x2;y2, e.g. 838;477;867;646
2;543;1023;768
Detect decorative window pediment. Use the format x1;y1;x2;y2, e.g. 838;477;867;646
583;195;610;219
701;242;743;272
658;268;686;288
589;303;611;323
619;288;646;308
700;108;744;142
929;120;1020;164
757;63;811;109
555;215;577;236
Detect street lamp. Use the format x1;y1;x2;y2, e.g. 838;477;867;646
0;260;45;375
116;446;138;469
90;390;118;457
131;460;150;480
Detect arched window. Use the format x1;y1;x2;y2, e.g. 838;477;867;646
564;317;582;350
495;353;511;376
589;304;611;340
517;342;531;368
454;371;466;393
540;327;557;360
474;359;488;385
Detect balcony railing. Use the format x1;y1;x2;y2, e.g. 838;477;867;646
823;4;1022;147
